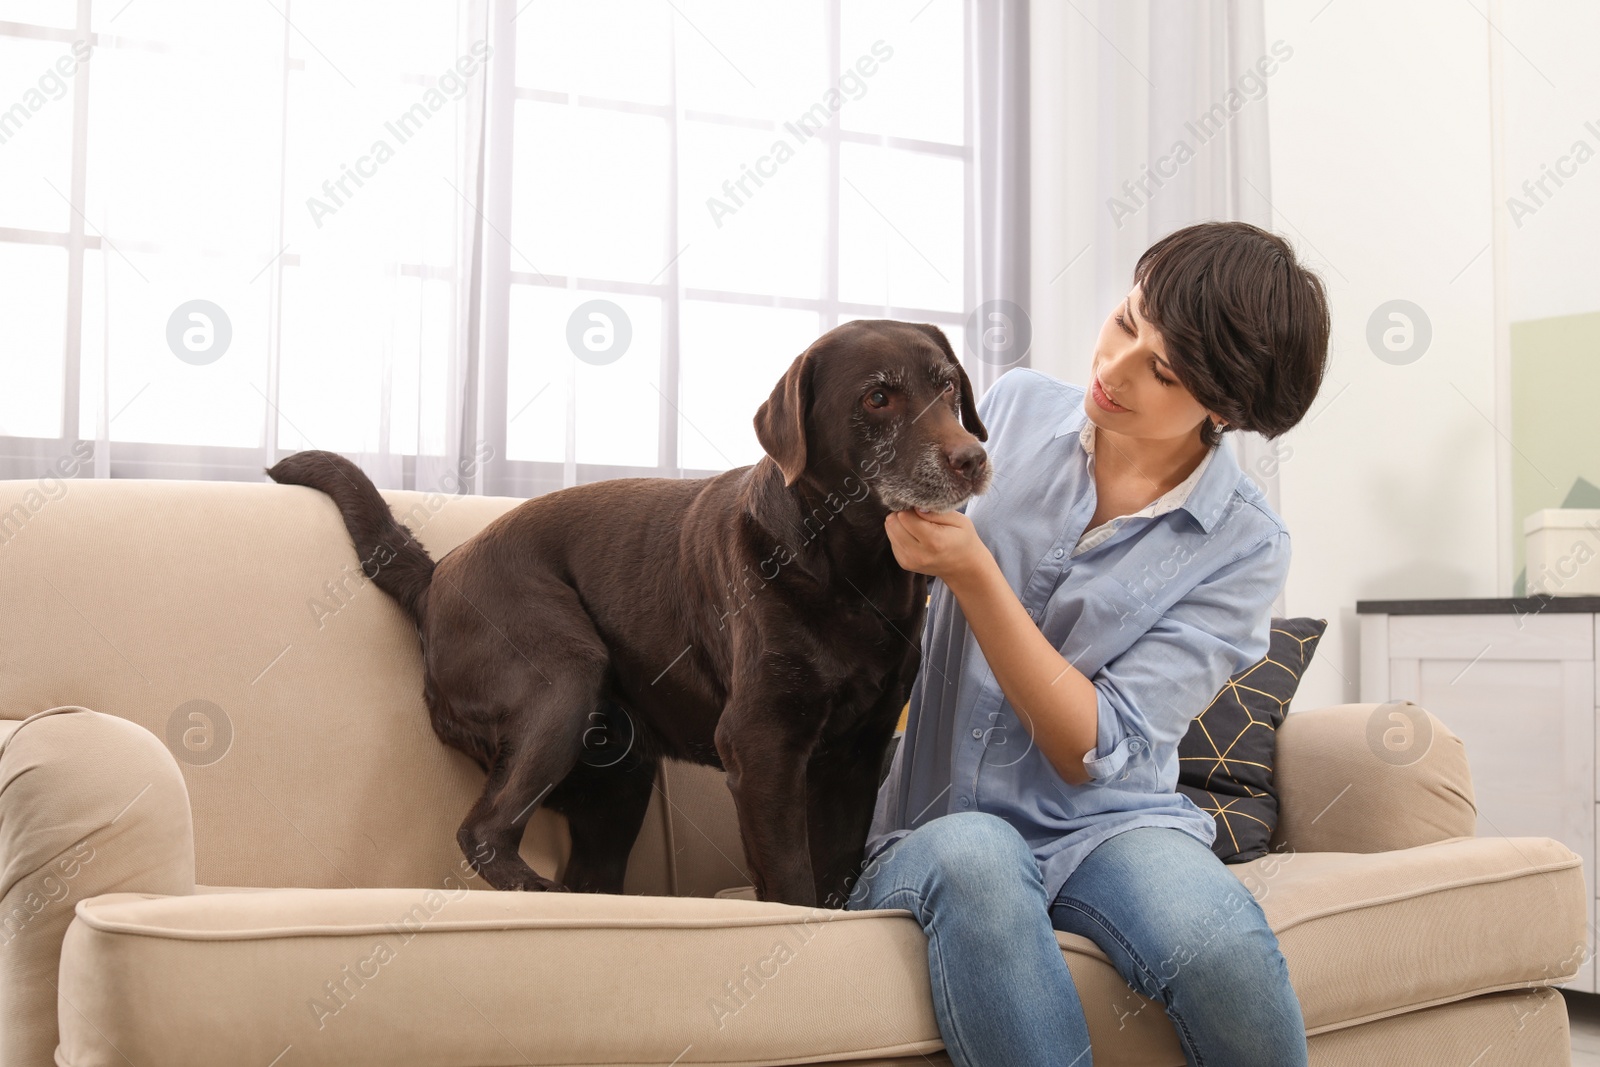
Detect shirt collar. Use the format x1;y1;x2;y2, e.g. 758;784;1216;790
1054;399;1237;534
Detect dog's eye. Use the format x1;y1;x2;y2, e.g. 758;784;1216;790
866;389;890;409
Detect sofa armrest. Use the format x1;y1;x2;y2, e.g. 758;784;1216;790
0;706;194;1067
1270;701;1477;855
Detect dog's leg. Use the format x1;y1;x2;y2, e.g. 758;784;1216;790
806;716;900;910
457;745;566;892
547;722;660;895
716;704;819;908
456;664;604;892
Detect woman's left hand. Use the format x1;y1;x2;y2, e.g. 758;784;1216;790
885;506;988;583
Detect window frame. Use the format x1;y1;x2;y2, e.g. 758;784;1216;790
0;0;973;496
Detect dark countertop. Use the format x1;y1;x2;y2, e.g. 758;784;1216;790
1356;596;1600;615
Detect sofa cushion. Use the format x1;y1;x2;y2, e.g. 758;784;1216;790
59;889;953;1067
719;833;1587;1035
0;478;598;894
1249;835;1583;1031
57;834;1584;1067
1176;616;1327;863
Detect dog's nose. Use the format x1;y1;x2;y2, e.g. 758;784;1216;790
946;442;988;482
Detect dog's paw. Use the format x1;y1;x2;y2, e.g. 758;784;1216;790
510;873;571;893
474;864;572;893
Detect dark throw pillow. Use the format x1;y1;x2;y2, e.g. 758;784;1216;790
1176;616;1328;864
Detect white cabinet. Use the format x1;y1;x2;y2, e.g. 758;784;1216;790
1359;599;1597;993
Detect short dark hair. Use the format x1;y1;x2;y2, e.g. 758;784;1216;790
1132;220;1330;447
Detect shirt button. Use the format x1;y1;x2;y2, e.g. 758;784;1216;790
958;797;970;809
971;728;983;740
1053;547;1064;558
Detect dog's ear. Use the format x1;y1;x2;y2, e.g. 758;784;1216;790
913;323;988;442
754;347;816;487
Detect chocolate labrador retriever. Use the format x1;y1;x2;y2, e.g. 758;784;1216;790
266;319;991;908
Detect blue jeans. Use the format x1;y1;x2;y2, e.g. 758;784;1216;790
843;811;1308;1067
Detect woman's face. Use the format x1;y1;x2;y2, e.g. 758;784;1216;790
1086;283;1219;444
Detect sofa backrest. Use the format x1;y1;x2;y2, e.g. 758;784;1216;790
0;476;754;897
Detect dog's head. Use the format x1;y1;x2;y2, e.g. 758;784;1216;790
753;319;992;512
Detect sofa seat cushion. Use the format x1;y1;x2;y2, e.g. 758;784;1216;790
59;888;948;1067
1242;835;1584;1032
57;835;1584;1067
718;833;1587;1039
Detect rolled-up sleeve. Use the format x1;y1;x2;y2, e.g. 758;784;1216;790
1079;529;1291;782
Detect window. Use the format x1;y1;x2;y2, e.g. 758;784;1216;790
0;0;971;493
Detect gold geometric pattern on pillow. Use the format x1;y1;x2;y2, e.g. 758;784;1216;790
1177;621;1326;861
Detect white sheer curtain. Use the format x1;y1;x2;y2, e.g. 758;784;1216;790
1;0;1007;498
1027;0;1283;615
41;0;491;492
966;0;1031;400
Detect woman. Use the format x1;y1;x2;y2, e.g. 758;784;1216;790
848;220;1331;1066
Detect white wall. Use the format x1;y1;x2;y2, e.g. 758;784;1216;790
1027;0;1509;714
1498;0;1600;322
1024;1;1600;714
1260;0;1500;713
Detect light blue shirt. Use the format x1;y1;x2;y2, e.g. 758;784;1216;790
863;367;1292;906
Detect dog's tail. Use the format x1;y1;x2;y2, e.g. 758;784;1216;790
265;450;435;622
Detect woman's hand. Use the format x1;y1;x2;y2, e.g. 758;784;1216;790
884;506;989;584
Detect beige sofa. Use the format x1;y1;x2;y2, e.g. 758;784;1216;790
0;475;1587;1067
